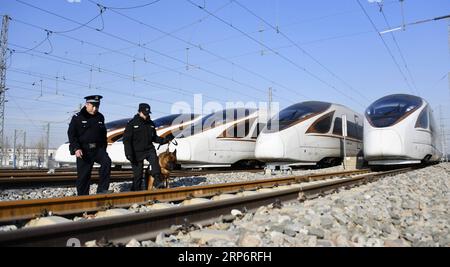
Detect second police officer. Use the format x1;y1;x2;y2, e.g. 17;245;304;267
123;103;174;191
68;95;112;196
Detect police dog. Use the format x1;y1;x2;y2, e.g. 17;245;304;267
147;149;177;189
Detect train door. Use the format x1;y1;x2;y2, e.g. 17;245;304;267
413;107;432;157
354;114;362;151
344;114;359;156
207;120;232;164
218;118;253;146
230;118;257;153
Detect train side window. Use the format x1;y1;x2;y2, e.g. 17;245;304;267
357;125;363;140
333;117;342;136
415;108;429;129
109;134;123;143
429;111;435;133
251;123;265;139
347;122;363;140
220;119;251;138
306;112;334;134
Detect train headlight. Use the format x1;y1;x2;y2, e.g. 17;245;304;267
405;106;415;112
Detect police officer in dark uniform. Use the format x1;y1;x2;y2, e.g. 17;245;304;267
68;95;112;196
123;103;174;190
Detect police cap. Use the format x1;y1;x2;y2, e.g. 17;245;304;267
138;103;152;115
84;95;103;106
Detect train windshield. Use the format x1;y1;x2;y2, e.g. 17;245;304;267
366;94;423;128
263;101;331;133
111;114;200;143
105;118;131;132
177;108;256;138
153;114;200;129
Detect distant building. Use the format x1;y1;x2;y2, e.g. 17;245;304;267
0;148;58;169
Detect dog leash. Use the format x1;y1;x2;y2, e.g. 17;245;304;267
157;139;178;150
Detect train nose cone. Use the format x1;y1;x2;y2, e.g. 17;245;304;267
255;133;285;161
174;139;191;162
55;143;76;163
364;129;403;158
107;142;128;164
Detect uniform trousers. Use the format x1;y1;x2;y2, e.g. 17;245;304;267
76;148;111;196
131;150;161;191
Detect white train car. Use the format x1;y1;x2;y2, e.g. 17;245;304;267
54;117;131;165
174;108;266;168
255;101;363;166
107;113;202;167
364;94;442;165
55;114;201;167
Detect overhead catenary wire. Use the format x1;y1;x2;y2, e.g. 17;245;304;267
376;1;421;96
105;4;371;60
13;1;268;103
99;0;162;10
87;1;304;103
8;18;223;101
8;39;246;104
10;47;177;105
232;0;371;104
189;5;393;52
356;0;417;95
51;3;105;34
8;66;175;114
95;1;233;57
90;0;400;55
89;0;306;103
6;84;145;118
5;91;39;128
379;14;450;34
12;0;268;102
430;72;449;91
7;29;53;55
185;0;366;108
7;70;170;115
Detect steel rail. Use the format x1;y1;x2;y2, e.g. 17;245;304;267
0;172;133;189
0;169;369;223
0;169;262;178
0;169;263;189
0;168;75;173
0;168;412;247
0;171;132;178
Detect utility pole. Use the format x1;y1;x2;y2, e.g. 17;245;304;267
268;87;273;119
46;123;50;168
439;106;448;162
13;129;17;169
342;115;348;170
23;131;26;167
0;15;10;166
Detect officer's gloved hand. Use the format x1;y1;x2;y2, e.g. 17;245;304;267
166;133;175;142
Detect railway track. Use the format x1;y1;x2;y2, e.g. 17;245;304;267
0;167;415;246
0;168;75;174
0;169;262;189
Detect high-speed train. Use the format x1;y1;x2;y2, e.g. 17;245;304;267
174;108;266;168
55;113;202;167
364;94;442;165
255;101;363;166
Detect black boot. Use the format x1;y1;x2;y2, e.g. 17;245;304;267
153;173;165;189
141;178;148;191
142;168;150;190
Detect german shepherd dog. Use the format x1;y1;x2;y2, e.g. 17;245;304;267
147;149;177;189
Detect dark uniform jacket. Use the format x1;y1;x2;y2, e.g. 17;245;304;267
68;107;107;155
123;114;170;161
